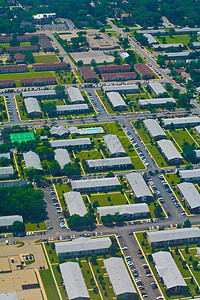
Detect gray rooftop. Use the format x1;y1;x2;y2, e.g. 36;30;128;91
140;98;175;107
97;203;149;217
195;150;200;158
103;134;126;156
0;152;10;159
104;257;137;296
107;92;127;109
23;151;43;171
195;125;200;135
192;42;200;47
126;173;152;199
153;43;183;50
87;157;132;168
69;126;79;135
71;177;120;190
67;87;85;103
148;227;200;243
0;215;23;227
59;262;90;300
56;237;112;255
55;149;71;169
178;182;200;210
24;97;41;115
0;292;18;300
136;29;167;35
143;33;158;44
0;166;14;176
64;191;87;217
50;125;69;137
50;138;91;148
56;104;88;112
163;116;200;127
144;119;166;139
157;139;183;161
152;251;187;290
22;90;56;98
180;169;200;179
160;51;192;58
102;84;138;93
148;82;168;95
175;27;200;34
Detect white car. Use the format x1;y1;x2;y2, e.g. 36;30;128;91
157;297;164;299
122;247;128;250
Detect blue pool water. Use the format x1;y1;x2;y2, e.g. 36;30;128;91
81;128;101;134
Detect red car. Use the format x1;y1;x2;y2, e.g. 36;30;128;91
128;232;133;235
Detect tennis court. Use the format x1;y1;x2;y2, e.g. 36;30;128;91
10;131;35;144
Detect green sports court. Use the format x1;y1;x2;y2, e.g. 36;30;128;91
9;131;35;144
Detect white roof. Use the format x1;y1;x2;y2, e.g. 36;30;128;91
69;127;79;135
50;138;91;148
152;251;187;290
143;34;158;44
56;104;88;112
157;139;183;161
102;84;138;93
0;152;10;159
139;98;175;107
50;125;68;137
24;97;41;114
97;203;149;217
153;43;183;50
56;237;112;255
178;182;200;209
22;90;56;98
163;116;200;127
71;177;120;190
175;27;200;33
0;292;18;300
0;215;23;227
54;149;71;169
104;257;137;296
160;51;192;58
195;150;200;158
195;125;200;134
0;166;14;176
126;173;152;199
87;157;132;168
67;87;85;103
23;151;43;171
144;119;166;138
64;191;87;216
180;169;200;179
148;82;168;95
136;29;166;35
103;134;126;156
59;262;90;300
107;92;127;108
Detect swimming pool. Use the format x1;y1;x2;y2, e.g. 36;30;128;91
81;128;102;134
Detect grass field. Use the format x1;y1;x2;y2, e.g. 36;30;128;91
89;192;128;206
34;54;59;63
0;96;8;122
39;269;60;300
167;129;199;150
156;35;194;46
10;131;35;144
25;222;46;232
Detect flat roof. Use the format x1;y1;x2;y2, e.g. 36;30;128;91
50;125;69;136
24;97;41;114
23;151;43;171
0;152;10;159
103;134;126;156
148;82;168;95
163;116;200;127
175;27;200;33
71;177;120;190
126;173;152;198
102;84;138;93
104;257;137;296
143;33;158;44
97;203;149;217
0;215;23;227
178;182;200;209
195;125;200;134
55;149;71;169
0;166;14;175
67;87;85;103
56;104;88;112
64;191;87;217
50;138;91;148
107;92;127;108
87;157;132;168
22;90;56;98
160;51;192;58
180;169;200;179
144;119;166;138
153;43;183;49
157;139;183;161
139;98;175;106
136;29;166;35
152;251;186;290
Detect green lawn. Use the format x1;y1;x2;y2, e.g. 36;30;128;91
89;192;128;206
56;71;76;85
168;129;198;149
25;222;46;232
55;183;72;199
157;35;194;46
0;96;8;122
74;70;84;83
34;54;59;63
76;149;103;161
39;269;60;300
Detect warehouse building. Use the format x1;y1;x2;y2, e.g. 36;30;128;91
86;157;132;171
147;227;200;247
157;139;183;164
22;90;56;99
139;97;175;108
50;125;69;137
143;33;158;45
0;215;23;231
126;173;152;202
106;92;127;110
0;166;14;179
55;237;112;258
152;251;187;293
163;116;200;128
67;87;85;103
103;134;126;156
56;104;89;114
23;151;43;171
148;82;168;96
71;177;120;193
60;262;90;300
143;119;166;141
177;182;200;213
152;43;184;50
104;257;137;298
50;138;91;149
64;191;87;217
134;63;154;79
179;169;200;181
97;203;150;219
102;84;138;94
54;149;71;169
24;97;42;117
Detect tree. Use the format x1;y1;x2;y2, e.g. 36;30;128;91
109;244;118;255
105;171;115;178
185;245;189;253
90;59;97;66
30;36;39;45
64;162;81;176
54;85;65;100
26;167;37;181
43;103;56;117
49;160;61;176
154;205;163;218
11;221;25;234
193;260;198;270
82;213;95;226
183;219;191;228
0;157;9;167
190;276;194;284
93;201;99;209
101;214;113;226
68;214;83;228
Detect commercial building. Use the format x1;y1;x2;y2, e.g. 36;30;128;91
144;33;158;45
148;82;168;96
0;64;28;74
50;138;91;149
79;66;97;82
0;79;15;88
147;227;200;247
106;92;127;110
102;72;137;81
0;215;23;230
55;149;71;169
163;116;200;128
134;63;154;79
0;166;14;179
157;139;183;164
86;157;132;171
71;177;120;192
103;134;126;157
24;97;42;117
97;203;150;219
177;182;200;213
60;262;90;300
33;13;56;24
143;119;166;141
67;87;85;103
33;62;67;72
64;191;87;217
55;237;112;258
139;97;175;108
152;43;184;50
102;84;138;94
179;169;200;181
56;104;89;114
20;77;57;86
22;90;56;99
126;173;152;202
104;257;137;298
97;64;132;73
50;125;69;137
152;251;187;293
23;151;43;171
